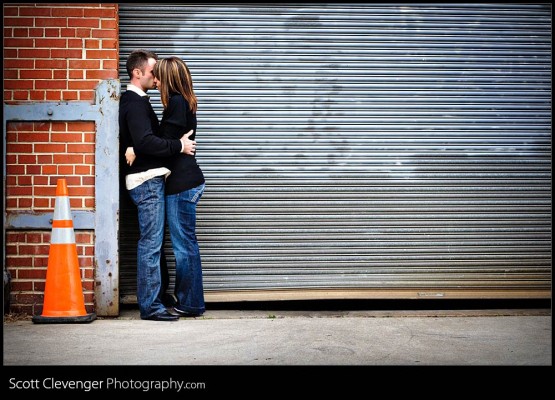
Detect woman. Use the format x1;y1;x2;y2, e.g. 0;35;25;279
150;56;206;317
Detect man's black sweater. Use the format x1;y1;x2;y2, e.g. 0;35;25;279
119;90;182;176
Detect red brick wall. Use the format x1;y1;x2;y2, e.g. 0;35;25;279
3;3;119;315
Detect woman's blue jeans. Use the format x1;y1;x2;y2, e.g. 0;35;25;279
166;183;206;315
128;176;167;319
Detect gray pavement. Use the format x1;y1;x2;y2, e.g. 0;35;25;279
3;308;551;366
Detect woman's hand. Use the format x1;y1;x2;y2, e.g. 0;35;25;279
125;147;136;166
181;130;196;155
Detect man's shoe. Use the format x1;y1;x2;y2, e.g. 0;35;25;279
143;310;179;321
172;307;202;318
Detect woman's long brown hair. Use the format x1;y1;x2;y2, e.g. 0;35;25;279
153;56;197;113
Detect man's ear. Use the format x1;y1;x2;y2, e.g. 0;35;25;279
132;68;141;79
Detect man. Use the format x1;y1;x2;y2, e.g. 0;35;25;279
119;49;195;321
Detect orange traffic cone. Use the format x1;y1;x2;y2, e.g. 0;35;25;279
32;178;96;323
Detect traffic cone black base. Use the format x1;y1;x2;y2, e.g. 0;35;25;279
32;313;96;324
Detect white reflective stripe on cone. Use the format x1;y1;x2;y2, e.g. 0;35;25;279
53;196;72;221
51;228;76;244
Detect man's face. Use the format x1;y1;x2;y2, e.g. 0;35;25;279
138;57;157;91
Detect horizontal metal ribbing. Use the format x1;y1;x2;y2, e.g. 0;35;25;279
118;3;551;298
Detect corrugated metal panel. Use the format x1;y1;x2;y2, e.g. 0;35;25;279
118;3;551;301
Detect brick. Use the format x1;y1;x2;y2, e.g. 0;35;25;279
35;59;67;69
84;39;100;49
4;59;34;68
14;91;29;101
35;143;66;153
26;165;42;175
71;187;95;197
5;245;18;255
20;70;52;79
18;198;33;208
70;198;81;209
100;19;117;30
6;164;25;175
7;257;33;267
14;293;44;305
51;122;67;131
52;8;83;17
34;185;55;197
6;199;18;208
18;175;33;186
62;91;79;101
29;91;45;101
53;70;68;79
4;70;18;79
33;282;45;292
53;154;84;164
18;132;50;142
85;49;117;59
69;59;99;69
19;7;52;17
18;268;47;279
52;133;82;143
75;165;91;175
35;80;67;89
33;257;49;268
6;232;26;242
41;165;57;175
67;38;83;48
45;91;62;101
14;28;29;37
92;29;116;39
18;48;50;58
69;70;83;79
13;281;33;291
67;143;95;153
84;8;116;18
50;49;82;59
4;80;34;89
79;92;94;102
4;48;19;62
86;69;118;80
33;175;49;185
75;28;91;38
44;28;60;37
33;122;51;131
68;121;95;131
68;80;96;90
28;28;45;37
4;38;34;47
35;38;67;48
34;17;68;28
60;28;76;37
3;17;34;26
3;6;18;16
9;143;33;153
17;154;37;164
68;18;99;28
58;165;74;175
102;59;118;70
7;186;33;196
82;176;95;186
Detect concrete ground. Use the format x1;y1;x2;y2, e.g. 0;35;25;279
4;306;551;366
3;303;551;395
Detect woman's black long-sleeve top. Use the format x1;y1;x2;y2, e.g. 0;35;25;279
159;93;205;195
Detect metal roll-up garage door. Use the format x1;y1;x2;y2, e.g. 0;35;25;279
118;3;551;302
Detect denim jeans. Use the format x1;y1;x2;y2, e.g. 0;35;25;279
128;176;167;319
166;183;206;315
